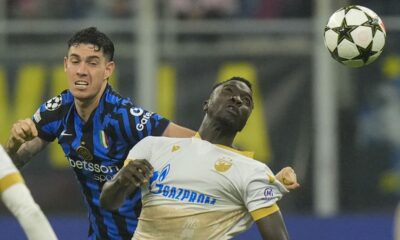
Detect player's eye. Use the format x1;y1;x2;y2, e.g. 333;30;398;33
223;87;233;93
243;96;251;105
70;59;79;64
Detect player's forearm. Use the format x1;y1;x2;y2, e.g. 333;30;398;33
100;179;137;210
256;211;289;240
5;137;48;169
162;122;195;138
2;183;57;240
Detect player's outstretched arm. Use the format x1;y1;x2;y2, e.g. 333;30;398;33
0;146;57;240
5;118;49;168
162;122;195;138
256;210;289;240
100;159;153;210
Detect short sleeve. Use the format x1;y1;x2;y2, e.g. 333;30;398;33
243;165;288;213
0;145;18;178
126;136;155;163
32;94;69;142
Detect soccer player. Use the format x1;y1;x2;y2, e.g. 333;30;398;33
0;145;57;240
100;77;299;240
5;27;194;240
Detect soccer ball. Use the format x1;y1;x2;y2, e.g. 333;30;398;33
324;5;386;68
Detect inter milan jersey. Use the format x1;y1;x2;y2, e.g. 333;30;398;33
32;84;170;240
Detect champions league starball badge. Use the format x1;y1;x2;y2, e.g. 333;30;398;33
45;95;62;111
77;146;93;161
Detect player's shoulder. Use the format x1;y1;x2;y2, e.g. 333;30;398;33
44;89;74;110
141;136;190;145
104;86;134;109
34;89;73;123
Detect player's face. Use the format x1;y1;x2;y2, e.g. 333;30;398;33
64;43;115;102
208;80;253;132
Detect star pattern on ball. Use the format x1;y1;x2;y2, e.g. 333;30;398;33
352;42;378;63
330;48;349;63
331;18;358;44
362;14;381;36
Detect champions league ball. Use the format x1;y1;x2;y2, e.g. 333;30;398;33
323;5;386;68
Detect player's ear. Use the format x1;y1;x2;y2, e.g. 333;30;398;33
104;61;115;79
203;100;209;112
64;56;68;72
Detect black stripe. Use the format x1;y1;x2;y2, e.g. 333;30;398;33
105;125;120;159
80;120;110;239
115;113;131;144
111;210;131;239
74;169;109;239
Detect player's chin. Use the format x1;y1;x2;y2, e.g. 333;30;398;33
71;90;94;101
220;118;244;132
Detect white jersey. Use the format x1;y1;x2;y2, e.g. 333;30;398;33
127;136;288;240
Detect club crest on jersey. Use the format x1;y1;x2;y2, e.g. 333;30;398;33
214;157;233;172
77;146;93;161
171;145;180;152
45;95;62;111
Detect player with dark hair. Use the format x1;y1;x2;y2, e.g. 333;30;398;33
100;77;299;239
0;145;57;240
5;27;194;240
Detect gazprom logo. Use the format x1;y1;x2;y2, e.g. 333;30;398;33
159;164;170;181
149;163;217;205
150;164;170;185
130;107;144;117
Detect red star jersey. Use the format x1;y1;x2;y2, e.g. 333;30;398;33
126;135;289;240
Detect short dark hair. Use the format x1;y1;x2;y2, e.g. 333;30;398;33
211;77;252;94
67;27;115;61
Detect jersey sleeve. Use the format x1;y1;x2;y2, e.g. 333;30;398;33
0;145;23;192
32;94;68;142
117;102;170;144
243;164;289;215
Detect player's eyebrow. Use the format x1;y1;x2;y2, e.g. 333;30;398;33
68;54;101;61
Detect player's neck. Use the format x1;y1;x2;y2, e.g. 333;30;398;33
74;92;103;122
198;120;236;147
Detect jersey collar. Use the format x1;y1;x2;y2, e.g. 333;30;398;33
194;132;254;158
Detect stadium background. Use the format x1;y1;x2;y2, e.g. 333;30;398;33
0;0;397;239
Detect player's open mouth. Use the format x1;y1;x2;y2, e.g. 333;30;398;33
75;81;89;89
226;105;239;115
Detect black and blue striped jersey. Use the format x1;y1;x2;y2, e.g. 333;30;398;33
32;84;170;240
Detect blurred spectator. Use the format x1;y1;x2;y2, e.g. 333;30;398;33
87;0;134;19
7;0;44;18
7;0;93;19
350;0;400;15
239;0;311;18
169;0;239;19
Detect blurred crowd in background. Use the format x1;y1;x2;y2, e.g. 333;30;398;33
6;0;312;19
6;0;400;20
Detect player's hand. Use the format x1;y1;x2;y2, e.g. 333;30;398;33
117;159;154;187
276;167;300;190
6;118;38;153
